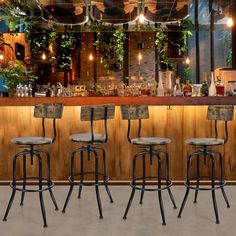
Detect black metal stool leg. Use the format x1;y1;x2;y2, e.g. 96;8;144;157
210;154;220;224
62;151;76;213
93;150;103;219
42;150;59;211
164;151;177;209
123;154;138;219
20;153;27;206
178;155;191;218
37;154;47;227
78;150;84;199
100;147;113;203
157;155;166;225
139;154;146;204
193;154;200;203
218;151;230;208
3;153;19;222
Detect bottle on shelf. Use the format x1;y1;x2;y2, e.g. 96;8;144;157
208;72;216;96
165;69;172;96
173;77;182;96
216;76;224;96
200;71;208;96
157;71;164;96
183;79;192;97
28;84;33;97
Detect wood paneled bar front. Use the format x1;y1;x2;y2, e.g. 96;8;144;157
0;96;236;184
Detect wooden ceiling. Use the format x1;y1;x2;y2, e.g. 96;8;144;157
37;0;191;24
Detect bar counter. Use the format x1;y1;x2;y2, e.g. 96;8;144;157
0;96;236;106
0;96;236;183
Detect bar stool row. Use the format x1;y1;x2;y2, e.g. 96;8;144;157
2;103;234;227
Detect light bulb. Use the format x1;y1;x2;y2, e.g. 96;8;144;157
138;53;142;65
89;53;93;61
41;52;46;60
138;53;142;60
0;53;4;61
139;13;145;23
227;17;233;27
185;57;190;64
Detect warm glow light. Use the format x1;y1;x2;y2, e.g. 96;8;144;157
41;52;46;60
139;13;145;23
227;17;233;27
89;53;93;61
0;54;4;61
185;57;190;64
138;53;142;60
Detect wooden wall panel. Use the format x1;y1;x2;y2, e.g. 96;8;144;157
0;106;236;181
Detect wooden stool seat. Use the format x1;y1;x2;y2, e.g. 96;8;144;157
185;138;224;146
69;133;106;143
11;137;53;146
131;137;171;145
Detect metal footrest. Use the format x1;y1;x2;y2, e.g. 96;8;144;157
184;176;226;191
68;172;109;186
130;176;173;191
10;177;54;192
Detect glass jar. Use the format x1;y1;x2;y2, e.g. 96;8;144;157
226;81;236;96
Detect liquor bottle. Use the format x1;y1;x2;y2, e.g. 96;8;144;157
183;79;192;97
216;76;224;96
165;69;172;96
200;71;208;96
173;77;182;96
157;71;164;96
208;72;216;96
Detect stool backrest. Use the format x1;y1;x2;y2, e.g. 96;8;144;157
207;105;234;143
121;105;149;143
80;104;115;143
34;103;64;143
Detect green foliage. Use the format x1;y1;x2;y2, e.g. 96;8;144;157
95;27;126;73
182;66;191;83
58;33;76;71
60;33;76;49
155;30;169;66
0;60;37;92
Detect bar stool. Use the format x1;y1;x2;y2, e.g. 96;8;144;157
178;105;234;224
3;103;63;227
121;105;177;225
62;104;115;218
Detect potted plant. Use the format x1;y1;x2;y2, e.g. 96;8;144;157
0;60;37;96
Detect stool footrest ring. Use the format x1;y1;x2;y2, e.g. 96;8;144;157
130;176;173;191
10;177;54;192
68;172;109;186
184;176;226;191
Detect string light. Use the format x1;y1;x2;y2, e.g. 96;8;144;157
185;57;190;64
89;53;93;61
227;17;233;27
138;52;142;65
139;13;145;23
0;53;4;61
41;52;46;60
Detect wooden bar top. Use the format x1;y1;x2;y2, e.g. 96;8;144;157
0;96;236;106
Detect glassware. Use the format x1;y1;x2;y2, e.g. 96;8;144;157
208;72;216;96
183;79;192;97
216;77;224;96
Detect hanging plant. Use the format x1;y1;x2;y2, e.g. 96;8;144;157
0;0;38;32
57;33;76;71
155;30;169;69
94;26;126;73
